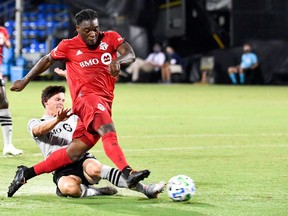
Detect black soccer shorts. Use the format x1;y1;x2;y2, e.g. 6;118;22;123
53;152;96;187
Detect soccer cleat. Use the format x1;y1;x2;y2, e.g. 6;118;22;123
144;181;166;199
126;170;150;189
95;186;118;196
7;165;27;197
3;145;23;156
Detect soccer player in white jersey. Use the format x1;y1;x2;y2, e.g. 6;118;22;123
18;85;164;198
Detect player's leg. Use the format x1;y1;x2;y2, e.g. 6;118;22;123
0;81;22;156
228;66;238;84
7;138;93;197
161;63;168;83
167;64;172;83
84;158;165;198
90;116;150;188
57;175;83;197
239;68;245;84
56;154;117;198
74;96;150;188
126;58;145;82
99;163;165;198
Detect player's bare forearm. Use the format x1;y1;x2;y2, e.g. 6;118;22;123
10;54;54;92
32;108;71;136
109;42;135;77
33;118;60;136
23;55;54;83
116;42;136;66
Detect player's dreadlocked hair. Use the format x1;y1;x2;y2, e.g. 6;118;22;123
41;86;66;108
75;9;99;25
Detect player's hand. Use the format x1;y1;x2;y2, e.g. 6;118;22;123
10;80;27;92
56;108;72;122
54;67;67;77
109;61;120;77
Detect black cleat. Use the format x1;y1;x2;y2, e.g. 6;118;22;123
7;165;28;197
126;170;150;189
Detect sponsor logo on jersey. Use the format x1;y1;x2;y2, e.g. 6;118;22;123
78;53;112;68
99;41;108;50
76;50;83;56
101;53;112;65
79;58;100;68
51;123;73;135
97;103;105;111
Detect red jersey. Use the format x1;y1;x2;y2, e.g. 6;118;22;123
50;31;124;103
0;26;9;65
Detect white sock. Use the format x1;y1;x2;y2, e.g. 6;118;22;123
100;165;128;188
100;165;147;194
80;184;100;197
0;108;13;148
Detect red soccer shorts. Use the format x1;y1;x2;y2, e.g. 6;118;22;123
72;94;113;147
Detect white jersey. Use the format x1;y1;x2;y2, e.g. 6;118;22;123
28;115;78;159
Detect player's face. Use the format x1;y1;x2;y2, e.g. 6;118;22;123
243;45;251;53
76;18;100;47
45;93;65;116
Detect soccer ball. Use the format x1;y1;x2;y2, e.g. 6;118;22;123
167;175;196;201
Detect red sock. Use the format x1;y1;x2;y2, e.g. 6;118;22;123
102;132;129;171
34;148;72;175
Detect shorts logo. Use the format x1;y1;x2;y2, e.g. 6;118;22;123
97;103;105;111
101;53;112;65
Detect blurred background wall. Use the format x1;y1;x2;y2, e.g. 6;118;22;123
1;0;288;84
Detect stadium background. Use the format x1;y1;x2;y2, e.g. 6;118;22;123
1;0;288;84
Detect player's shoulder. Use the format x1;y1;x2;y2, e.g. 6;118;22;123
104;30;119;35
103;30;122;39
27;118;42;130
60;36;78;44
28;118;41;124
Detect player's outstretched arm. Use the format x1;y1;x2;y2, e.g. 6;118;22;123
10;54;55;92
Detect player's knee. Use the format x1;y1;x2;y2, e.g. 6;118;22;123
228;67;234;74
58;177;81;197
84;160;102;184
97;123;115;137
86;161;102;177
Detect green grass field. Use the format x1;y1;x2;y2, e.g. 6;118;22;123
0;82;287;216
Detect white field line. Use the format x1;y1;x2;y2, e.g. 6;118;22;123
1;144;287;159
10;132;288;142
2;133;287;158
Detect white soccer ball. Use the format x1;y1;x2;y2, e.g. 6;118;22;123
167;174;196;201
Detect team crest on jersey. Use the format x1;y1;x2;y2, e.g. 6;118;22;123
99;41;108;50
101;53;112;65
97;103;105;111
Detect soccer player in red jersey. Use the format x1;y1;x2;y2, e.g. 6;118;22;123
7;9;150;197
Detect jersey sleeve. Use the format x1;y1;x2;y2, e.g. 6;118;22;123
50;39;68;60
108;31;125;50
27;118;42;138
253;54;258;64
